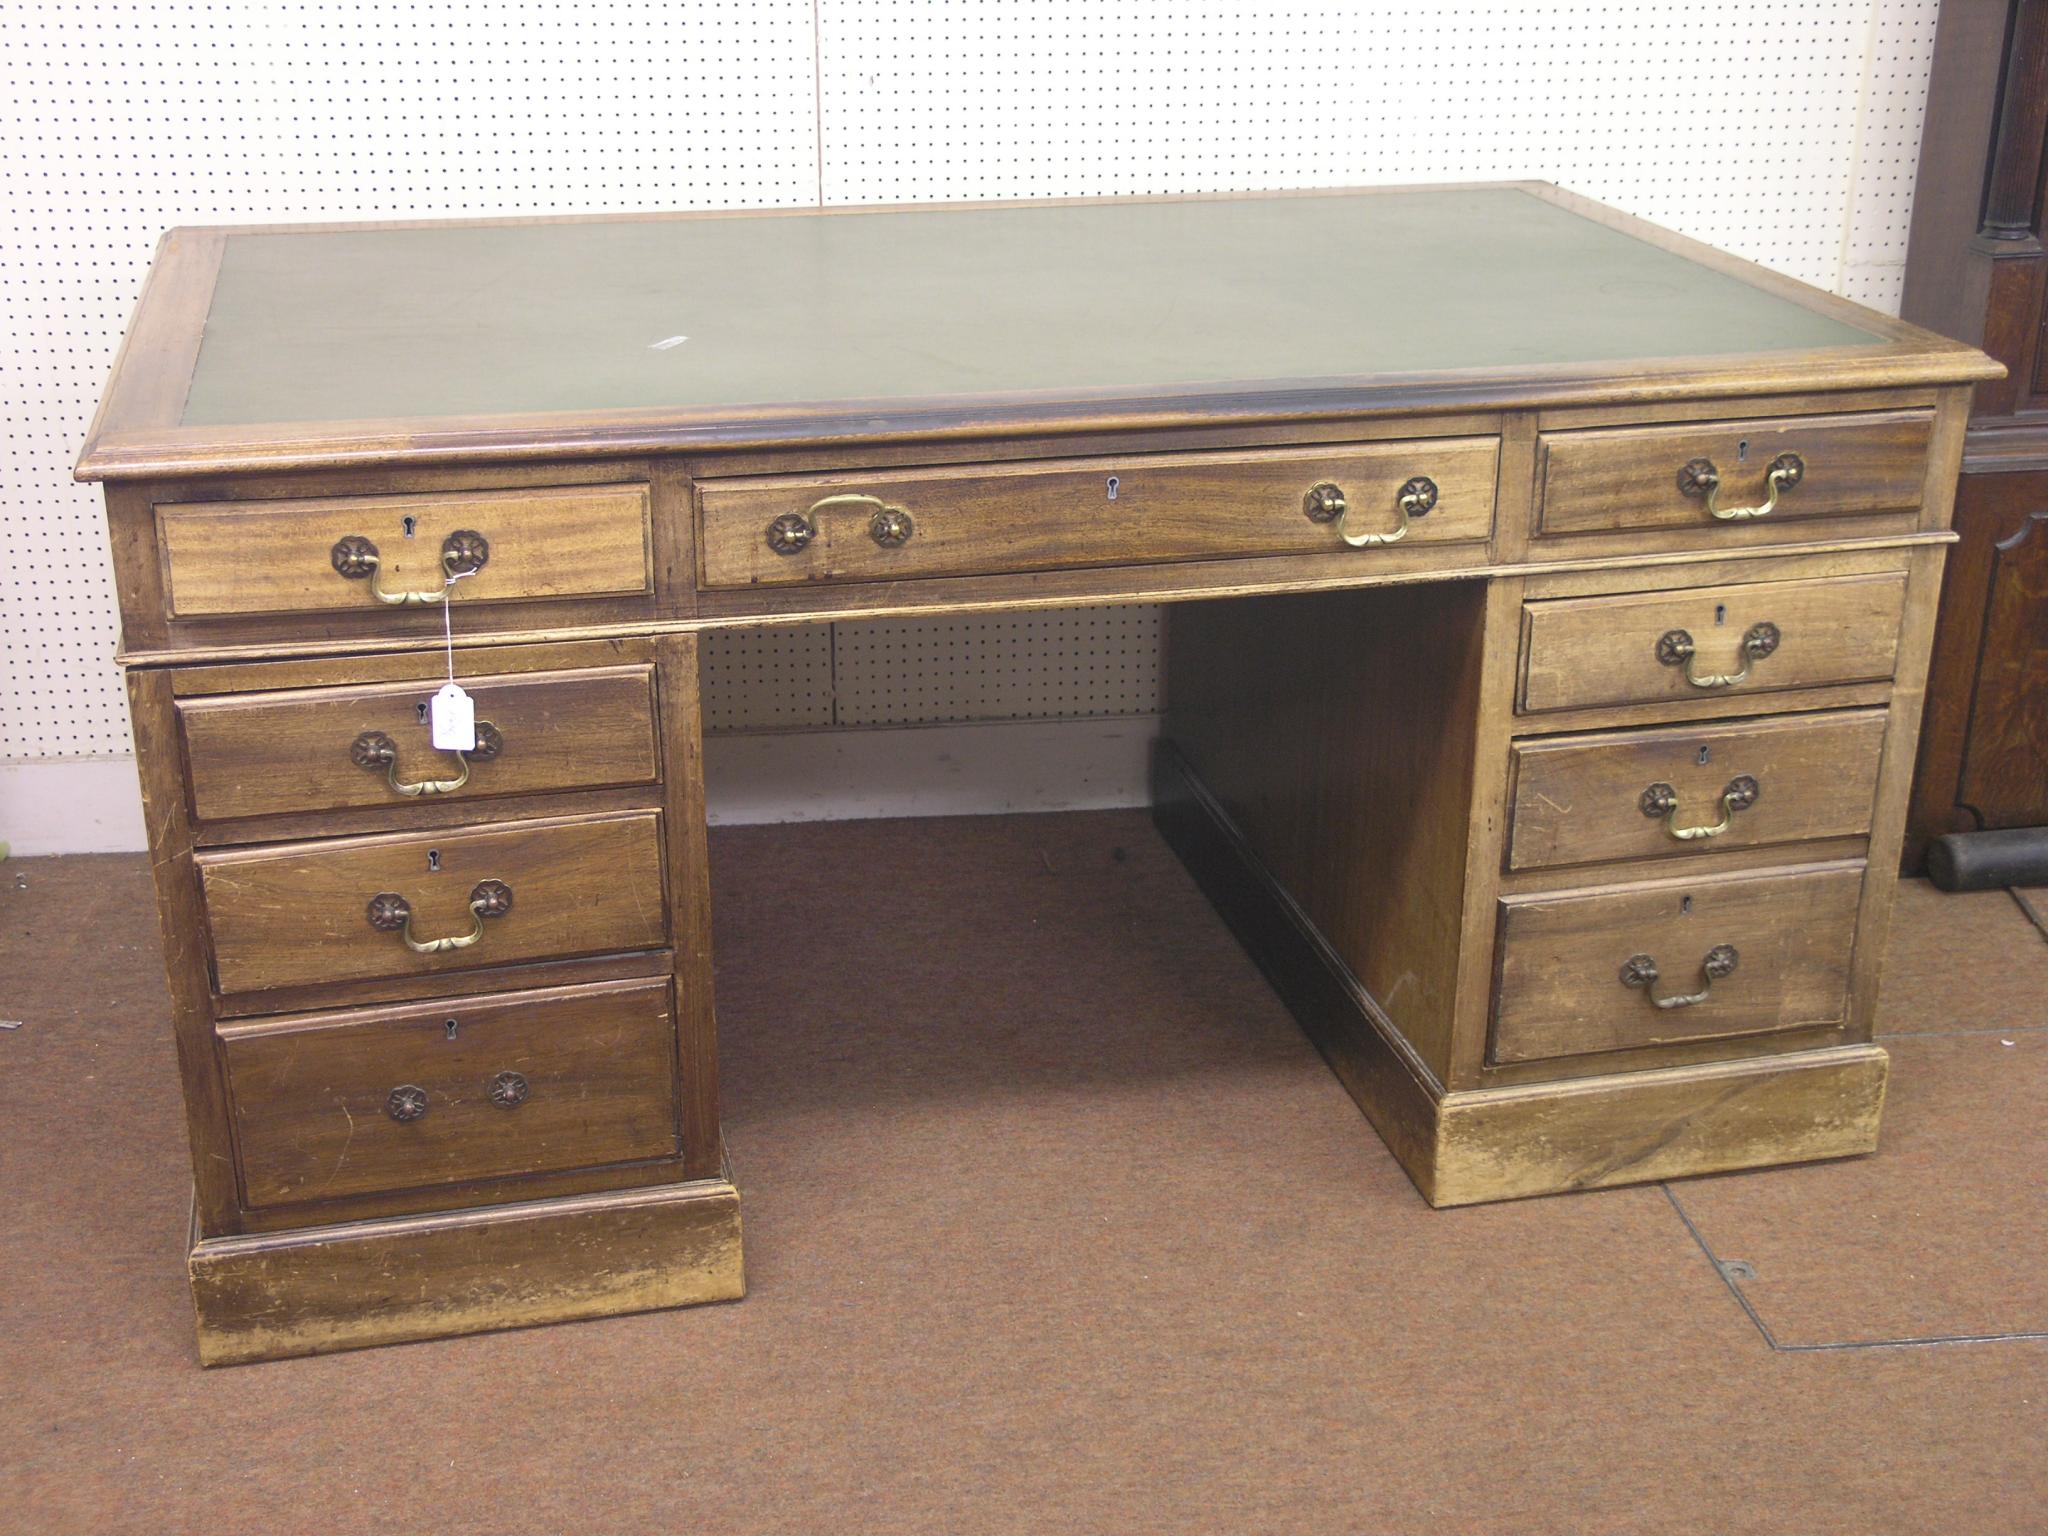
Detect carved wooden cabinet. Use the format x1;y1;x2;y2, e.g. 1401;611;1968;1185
1901;0;2048;863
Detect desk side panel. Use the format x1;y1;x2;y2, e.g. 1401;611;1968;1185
1161;583;1490;1082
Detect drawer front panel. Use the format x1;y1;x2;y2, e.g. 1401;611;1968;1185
200;811;668;996
1491;863;1863;1065
697;438;1499;588
1536;410;1931;537
1507;709;1889;871
158;484;653;618
179;664;661;822
1520;571;1907;714
222;976;680;1208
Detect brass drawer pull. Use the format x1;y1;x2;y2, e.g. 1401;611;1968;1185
350;721;503;797
1304;476;1437;547
386;1084;429;1122
766;494;916;556
1620;944;1739;1010
331;529;491;605
1656;621;1780;688
1678;453;1804;521
1638;774;1759;841
366;879;513;955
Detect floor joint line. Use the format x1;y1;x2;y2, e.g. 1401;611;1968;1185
1661;1185;2048;1355
1662;1182;1782;1351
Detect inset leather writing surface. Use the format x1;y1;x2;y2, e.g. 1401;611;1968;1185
180;189;1883;429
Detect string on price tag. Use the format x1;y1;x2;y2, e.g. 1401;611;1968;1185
429;567;478;752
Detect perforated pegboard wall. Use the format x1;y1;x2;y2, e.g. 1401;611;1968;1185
2;0;1941;765
0;1;819;760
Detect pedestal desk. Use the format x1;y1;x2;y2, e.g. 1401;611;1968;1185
76;186;1999;1365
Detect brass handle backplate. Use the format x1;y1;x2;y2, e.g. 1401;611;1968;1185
1656;621;1780;688
488;1070;531;1109
1305;476;1437;548
1638;774;1760;841
331;530;490;605
388;1072;527;1122
1620;944;1739;1010
766;512;815;555
767;494;916;555
350;721;503;797
366;879;513;955
1678;452;1804;521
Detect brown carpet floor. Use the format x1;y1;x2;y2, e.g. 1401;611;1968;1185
1;811;2043;1534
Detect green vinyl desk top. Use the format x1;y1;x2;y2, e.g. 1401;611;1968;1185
76;183;1996;480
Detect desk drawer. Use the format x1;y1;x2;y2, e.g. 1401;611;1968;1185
178;664;661;823
1535;410;1931;538
1507;709;1889;871
222;976;680;1208
157;484;652;619
1491;863;1863;1065
199;810;669;996
696;439;1499;588
1520;571;1908;714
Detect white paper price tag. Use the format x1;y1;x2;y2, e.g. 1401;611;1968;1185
430;682;476;752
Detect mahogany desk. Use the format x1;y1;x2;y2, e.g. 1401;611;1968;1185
76;185;2000;1364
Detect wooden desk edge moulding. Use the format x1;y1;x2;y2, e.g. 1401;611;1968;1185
76;183;2001;1364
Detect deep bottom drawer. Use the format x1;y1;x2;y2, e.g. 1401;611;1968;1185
1491;863;1863;1065
221;975;680;1208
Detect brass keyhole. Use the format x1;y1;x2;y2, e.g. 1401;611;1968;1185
1737;440;1749;462
1697;745;1711;765
1106;476;1120;501
427;849;441;873
1680;895;1693;916
402;515;418;538
416;701;430;725
445;1019;459;1040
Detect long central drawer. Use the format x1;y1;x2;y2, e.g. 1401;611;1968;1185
696;438;1500;587
198;810;669;996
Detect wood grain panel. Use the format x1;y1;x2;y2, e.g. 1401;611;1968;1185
1491;862;1864;1065
199;809;668;996
221;976;679;1208
158;483;652;617
1433;1044;1888;1205
1520;571;1908;713
1536;409;1933;537
1507;709;1889;871
699;438;1498;588
1165;583;1490;1082
1154;738;1891;1205
189;1174;743;1365
178;663;659;821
